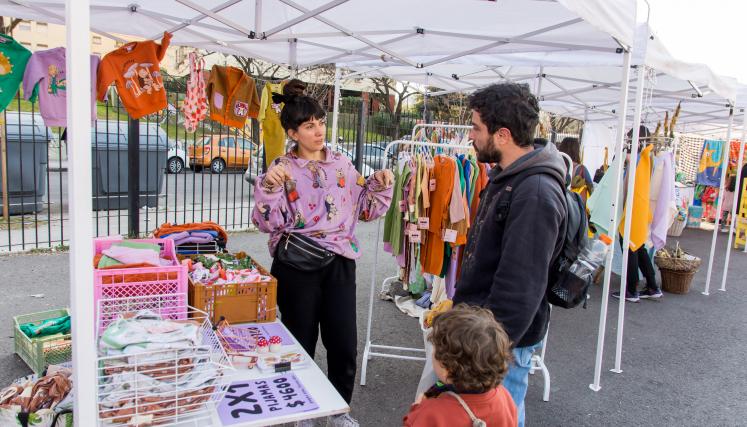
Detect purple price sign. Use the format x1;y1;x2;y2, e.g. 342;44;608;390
218;373;319;425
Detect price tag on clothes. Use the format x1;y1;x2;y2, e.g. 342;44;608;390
407;223;418;234
217;374;319;425
417;217;430;229
410;230;422;243
429;179;436;192
399;200;406;212
442;228;457;243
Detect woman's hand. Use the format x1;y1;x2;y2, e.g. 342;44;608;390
264;164;291;189
373;169;394;188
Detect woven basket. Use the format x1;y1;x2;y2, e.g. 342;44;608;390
654;252;701;272
659;268;697;294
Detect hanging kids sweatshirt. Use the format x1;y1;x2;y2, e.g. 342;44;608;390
0;34;32;112
22;48;99;127
97;32;172;119
206;65;260;128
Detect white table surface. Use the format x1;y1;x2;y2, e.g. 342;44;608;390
209;321;350;427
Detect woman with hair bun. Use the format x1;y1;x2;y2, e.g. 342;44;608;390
252;92;393;427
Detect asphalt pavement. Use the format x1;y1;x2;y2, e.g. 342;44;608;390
0;224;744;426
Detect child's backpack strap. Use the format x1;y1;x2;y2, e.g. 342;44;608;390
445;391;487;427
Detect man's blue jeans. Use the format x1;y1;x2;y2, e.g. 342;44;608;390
503;342;543;427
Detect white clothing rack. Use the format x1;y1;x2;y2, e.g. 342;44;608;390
361;139;473;386
360;136;553;404
410;123;473;143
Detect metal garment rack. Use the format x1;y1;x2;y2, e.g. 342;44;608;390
360;138;473;386
360;134;567;403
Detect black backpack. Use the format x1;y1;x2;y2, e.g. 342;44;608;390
495;167;591;309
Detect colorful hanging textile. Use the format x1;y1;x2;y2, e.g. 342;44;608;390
697;139;725;187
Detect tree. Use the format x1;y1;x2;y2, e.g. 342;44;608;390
415;90;470;124
230;55;336;105
0;17;23;35
549;114;582;134
369;77;419;138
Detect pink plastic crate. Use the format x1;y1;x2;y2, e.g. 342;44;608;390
94;238;188;329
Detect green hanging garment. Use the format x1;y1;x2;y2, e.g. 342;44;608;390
0;34;32;112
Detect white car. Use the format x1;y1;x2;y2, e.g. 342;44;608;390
166;142;189;174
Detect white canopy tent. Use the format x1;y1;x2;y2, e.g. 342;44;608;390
0;0;739;424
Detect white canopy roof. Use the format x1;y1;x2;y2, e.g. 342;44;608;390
4;0;735;117
2;0;635;67
345;63;736;127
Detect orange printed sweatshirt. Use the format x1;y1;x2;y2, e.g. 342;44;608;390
97;32;172;119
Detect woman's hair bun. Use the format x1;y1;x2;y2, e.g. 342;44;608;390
271;93;298;104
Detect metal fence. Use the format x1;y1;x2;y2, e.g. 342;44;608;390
0;83;435;252
0;81;580;252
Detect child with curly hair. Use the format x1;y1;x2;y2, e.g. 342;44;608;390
404;305;518;427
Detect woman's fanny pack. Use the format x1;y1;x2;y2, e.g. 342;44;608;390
275;232;336;272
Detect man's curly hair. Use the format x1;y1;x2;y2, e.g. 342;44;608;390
429;304;513;393
468;83;539;147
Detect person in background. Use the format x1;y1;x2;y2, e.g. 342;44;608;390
612;126;661;302
252;94;394;427
558;136;594;203
453;83;567;427
720;173;736;232
403;305;517;427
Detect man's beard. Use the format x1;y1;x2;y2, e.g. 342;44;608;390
475;141;502;164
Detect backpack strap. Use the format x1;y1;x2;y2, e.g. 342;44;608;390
493;167;572;264
444;392;487;427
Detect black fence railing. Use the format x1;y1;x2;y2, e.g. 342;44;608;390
0;81;458;252
3;77;584;252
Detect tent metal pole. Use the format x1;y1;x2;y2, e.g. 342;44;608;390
590;50;632;392
420;18;583;68
255;0;262;33
720;107;746;291
535;66;544;98
264;0;350;38
66;0;96;423
176;0;255;37
278;0;420;68
289;38;298;78
331;66;342;151
613;64;647;374
703;107;735;294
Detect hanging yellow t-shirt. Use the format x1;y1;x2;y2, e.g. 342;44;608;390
619;144;654;251
259;81;286;167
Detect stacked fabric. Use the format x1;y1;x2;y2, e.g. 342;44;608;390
153;222;228;254
97;311;222;425
95;240;173;269
186;252;271;286
0;365;73;426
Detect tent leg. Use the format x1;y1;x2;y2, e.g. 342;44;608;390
612;65;647;374
331;66;341;151
67;0;97;424
590;50;632;392
361;217;383;386
719;106;743;291
703;107;734;295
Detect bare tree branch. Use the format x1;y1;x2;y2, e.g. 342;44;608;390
0;17;23;35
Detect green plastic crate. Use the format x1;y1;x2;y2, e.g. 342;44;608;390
14;308;72;375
